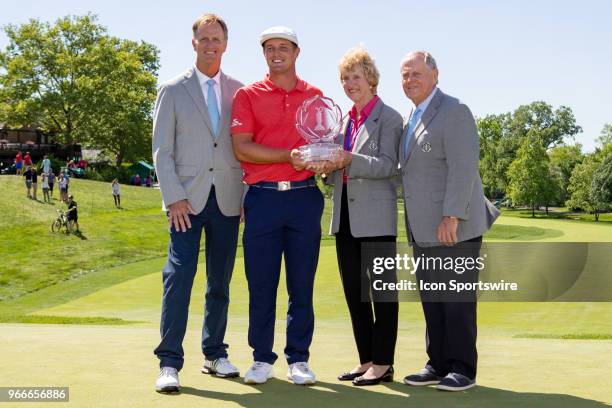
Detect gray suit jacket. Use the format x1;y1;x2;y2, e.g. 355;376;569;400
399;90;500;247
152;68;244;216
329;99;404;237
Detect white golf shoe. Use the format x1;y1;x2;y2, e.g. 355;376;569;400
287;362;316;385
202;357;240;378
244;361;274;384
155;367;180;393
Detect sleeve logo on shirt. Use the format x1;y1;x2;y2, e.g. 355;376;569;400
231;118;243;128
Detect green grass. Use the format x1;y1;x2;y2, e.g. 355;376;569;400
0;176;338;301
2;175;612;309
2;177;612;406
514;333;612;340
484;223;564;240
0;175;170;300
3;175;611;302
500;207;612;223
1;249;611;406
0;314;140;325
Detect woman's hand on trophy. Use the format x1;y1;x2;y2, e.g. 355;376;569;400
306;160;336;174
334;150;352;169
321;160;339;174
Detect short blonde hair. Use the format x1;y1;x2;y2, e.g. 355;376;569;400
338;46;380;94
192;14;228;39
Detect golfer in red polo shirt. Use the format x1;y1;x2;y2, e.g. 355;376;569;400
231;26;324;386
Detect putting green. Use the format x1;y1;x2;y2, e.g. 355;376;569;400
2;198;611;406
2;323;611;407
1;245;609;406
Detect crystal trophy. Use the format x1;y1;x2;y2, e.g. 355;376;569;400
295;95;343;162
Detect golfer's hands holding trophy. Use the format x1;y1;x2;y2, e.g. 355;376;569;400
291;95;344;174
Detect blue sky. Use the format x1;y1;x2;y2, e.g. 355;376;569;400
2;0;610;151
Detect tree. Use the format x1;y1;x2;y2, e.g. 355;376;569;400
549;144;584;204
0;14;159;166
590;153;612;219
0;15;105;142
507;131;556;217
79;36;158;165
476;102;581;199
596;123;612;147
566;155;604;220
478;114;506;197
508;101;582;148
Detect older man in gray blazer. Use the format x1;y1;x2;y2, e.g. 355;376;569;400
399;51;500;392
152;14;244;393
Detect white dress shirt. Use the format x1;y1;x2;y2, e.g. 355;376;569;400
194;66;222;113
194;66;222;187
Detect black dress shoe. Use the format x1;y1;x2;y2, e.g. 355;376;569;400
352;366;394;386
338;371;366;381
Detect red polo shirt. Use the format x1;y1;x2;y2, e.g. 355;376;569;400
231;75;322;184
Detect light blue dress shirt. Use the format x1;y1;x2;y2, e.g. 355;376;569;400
404;87;438;158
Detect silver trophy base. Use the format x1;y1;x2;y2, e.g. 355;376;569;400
298;143;342;162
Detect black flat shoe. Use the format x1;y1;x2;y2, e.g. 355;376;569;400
338;371;366;381
352;366;394;386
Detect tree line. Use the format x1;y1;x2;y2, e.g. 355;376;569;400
478;105;611;219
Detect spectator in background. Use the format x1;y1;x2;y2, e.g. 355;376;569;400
133;174;142;186
66;195;79;232
41;172;50;203
111;178;121;208
58;173;68;203
30;167;38;200
24;151;32;168
78;158;87;169
42;155;51;174
145;174;152;188
48;170;55;199
23;166;33;198
64;171;70;194
15;151;23;175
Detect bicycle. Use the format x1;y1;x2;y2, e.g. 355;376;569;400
51;209;75;234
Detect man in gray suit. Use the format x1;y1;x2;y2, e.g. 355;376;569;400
398;51;500;391
152;14;244;393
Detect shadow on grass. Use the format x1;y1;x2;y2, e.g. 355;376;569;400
179;379;608;408
72;230;87;240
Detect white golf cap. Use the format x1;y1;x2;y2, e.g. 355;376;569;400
259;26;299;46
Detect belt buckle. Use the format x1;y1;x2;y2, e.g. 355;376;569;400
277;181;291;191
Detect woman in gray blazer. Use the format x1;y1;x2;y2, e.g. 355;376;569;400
326;47;404;386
